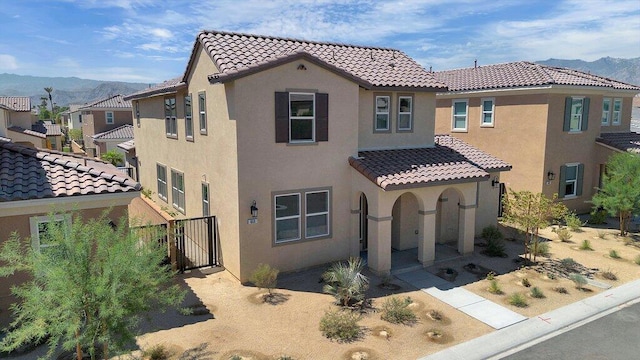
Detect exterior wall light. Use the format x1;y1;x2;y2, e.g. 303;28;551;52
491;177;500;188
250;200;259;218
547;171;556;181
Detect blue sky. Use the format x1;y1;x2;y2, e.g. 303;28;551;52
0;0;638;84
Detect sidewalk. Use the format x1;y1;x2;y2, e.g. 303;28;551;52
420;279;640;360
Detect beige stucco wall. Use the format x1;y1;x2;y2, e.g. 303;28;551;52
6;111;36;129
83;110;133;148
6;129;47;148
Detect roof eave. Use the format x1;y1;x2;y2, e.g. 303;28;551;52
380;174;490;191
123;83;187;101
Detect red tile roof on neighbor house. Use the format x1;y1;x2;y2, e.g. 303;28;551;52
31;121;63;136
80;94;132;110
0;97;32;112
0;140;140;202
435;61;640;92
124;77;186;101
349;135;511;191
92;124;134;140
596;132;640;154
197;30;447;90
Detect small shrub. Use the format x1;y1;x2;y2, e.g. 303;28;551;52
250;263;279;295
569;273;588;290
597;230;607;239
319;309;362;342
380;296;417;325
635;255;640;265
484;237;507;257
141;188;153;199
560;257;577;268
528;241;550;257
555;227;573;242
601;269;618;281
144;344;171;360
486;271;496;281
588;209;608;225
428;310;443;321
481;225;503;241
530;287;545;299
579;239;593;251
609;250;621;259
277;356;294;360
546;272;557;280
564;212;583;232
553;287;569;294
521;278;531;287
508;293;528;307
322;257;369;307
487;279;503;295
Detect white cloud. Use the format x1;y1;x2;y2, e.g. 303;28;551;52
150;28;172;39
0;54;18;70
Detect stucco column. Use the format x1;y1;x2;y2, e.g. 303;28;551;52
458;205;477;255
418;209;437;266
367;214;392;276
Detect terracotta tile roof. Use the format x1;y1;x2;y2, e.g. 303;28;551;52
123;77;186;101
31;121;62;136
435;61;640;92
80;94;132;109
117;139;135;151
92;124;134;140
597;132;640;154
0;96;32;112
8;126;46;139
0;136;10;142
196;30;446;90
0;140;140;202
349;135;511;191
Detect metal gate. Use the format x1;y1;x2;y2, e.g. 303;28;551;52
498;183;506;217
174;216;218;272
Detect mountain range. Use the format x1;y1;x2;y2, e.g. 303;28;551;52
0;57;638;108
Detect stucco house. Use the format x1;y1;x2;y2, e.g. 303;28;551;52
0;97;62;150
0;139;141;327
79;94;133;157
124;30;510;281
60;104;83;130
433;62;640;214
91;124;134;161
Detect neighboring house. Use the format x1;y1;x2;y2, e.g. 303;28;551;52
79;94;133;157
60;104;83;130
434;62;640;214
117;139;138;181
125;30;510;281
91;124;134;161
0;97;62;150
0;139;141;327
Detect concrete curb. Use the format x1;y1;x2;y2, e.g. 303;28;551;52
420;279;640;360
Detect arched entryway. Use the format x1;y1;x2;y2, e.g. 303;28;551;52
390;192;420;271
436;188;464;261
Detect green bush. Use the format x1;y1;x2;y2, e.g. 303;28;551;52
555;227;573;242
597;230;607;239
601;269;617;281
322;257;369;307
569;273;588;290
553;287;569;294
564;212;583;232
579;239;593;251
250;263;279;295
488;279;503;294
380;296;417;325
560;258;577;268
609;250;621;259
319;309;362;342
508;293;528;307
521;278;531;287
482;226;507;257
528;241;550;257
635;255;640;265
144;344;171;360
481;225;503;241
588;209;608;225
530;287;545;299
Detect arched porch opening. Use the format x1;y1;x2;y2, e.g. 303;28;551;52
390;192;420;271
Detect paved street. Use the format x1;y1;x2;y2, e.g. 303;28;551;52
502;301;640;360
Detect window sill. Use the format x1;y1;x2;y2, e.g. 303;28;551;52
286;141;318;146
561;195;578;201
567;131;582;134
452;129;468;133
373;129;392;134
166;135;178;139
158;196;168;203
200;130;207;135
274;234;331;246
186;136;194;142
397;128;413;133
480;124;495;128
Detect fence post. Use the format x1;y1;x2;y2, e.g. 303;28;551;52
168;219;178;272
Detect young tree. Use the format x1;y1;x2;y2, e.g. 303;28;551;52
44;87;54;118
0;212;185;360
100;149;124;166
592;152;640;236
502;190;568;261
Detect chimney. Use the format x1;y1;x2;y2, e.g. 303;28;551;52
474;59;478;69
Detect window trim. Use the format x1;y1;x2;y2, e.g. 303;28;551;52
569;96;584;132
452;99;468;132
396;94;414;132
273;187;332;245
612;98;622;125
305;190;330;239
135;101;140;127
480;98;495;127
202;181;210;217
289;92;316;143
105;111;114;125
198;91;207;135
156;163;168;202
274;192;302;243
185;94;193;141
563;163;579;198
29;214;71;252
164;96;178;139
374;94;391;133
601;98;611;126
171;168;185;214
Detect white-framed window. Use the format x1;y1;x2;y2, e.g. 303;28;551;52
185;94;193;140
397;95;413;131
274;188;331;244
135;101;140;127
164;97;177;138
481;98;495;126
563;164;579;197
289;92;315;142
569;97;584;132
374;95;390;131
305;190;330;238
452;99;468;131
156;163;167;201
29;214;71;252
171;169;185;213
198;92;207;134
612;98;622;125
601;98;611;126
106;111;114;124
275;193;301;243
202;182;210;217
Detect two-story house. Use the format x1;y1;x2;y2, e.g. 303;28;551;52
79;94;133;157
0;97;62;150
125;31;510;281
434;62;640;214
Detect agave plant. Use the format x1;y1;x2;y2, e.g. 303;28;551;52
322;257;369;307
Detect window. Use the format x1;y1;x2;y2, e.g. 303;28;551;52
79;114;82;123
202;182;210;217
171;169;185;213
198;92;207;134
289;92;315;142
106;111;114;124
156;164;167;201
375;95;390;131
185;94;193;140
559;163;584;198
564;96;589;132
612;98;622;125
29;215;70;252
275;92;328;143
164;97;177;138
452;99;468;131
397;95;413;131
601;98;611;125
274;188;331;244
481;98;495;126
135;101;140;127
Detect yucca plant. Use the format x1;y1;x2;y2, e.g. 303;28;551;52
322;257;369;307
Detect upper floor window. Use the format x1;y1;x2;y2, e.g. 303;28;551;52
171;169;185;214
397;95;413;131
375;95;391;132
564;96;589;132
601;98;611;126
165;97;177;138
481;98;494;127
29;214;71;252
106;111;114;124
275;92;328;143
135;101;140;127
198;92;207;134
559;163;583;198
185;94;193;140
612;98;622;125
290;93;315;142
452;99;468;131
156;163;167;202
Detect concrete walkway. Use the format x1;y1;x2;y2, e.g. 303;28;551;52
396;269;527;329
420;279;640;360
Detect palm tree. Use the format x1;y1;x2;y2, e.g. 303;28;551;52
322;257;369;306
44;87;53;120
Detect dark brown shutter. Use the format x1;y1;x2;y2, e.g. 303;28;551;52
581;98;590;131
316;93;328;142
275;92;289;143
563;97;572;132
558;165;567;198
576;164;584;196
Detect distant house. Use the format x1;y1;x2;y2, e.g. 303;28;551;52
0;97;62;150
434;62;640;213
117;139;138;181
79;94;133;157
60;104;83;130
0;139;140;328
91;124;134;161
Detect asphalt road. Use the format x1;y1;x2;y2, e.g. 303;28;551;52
502;301;640;360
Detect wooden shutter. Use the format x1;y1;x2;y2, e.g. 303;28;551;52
581;98;590;131
576;164;584;196
563;97;572;132
275;92;289;143
558;165;567;198
316;93;328;142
